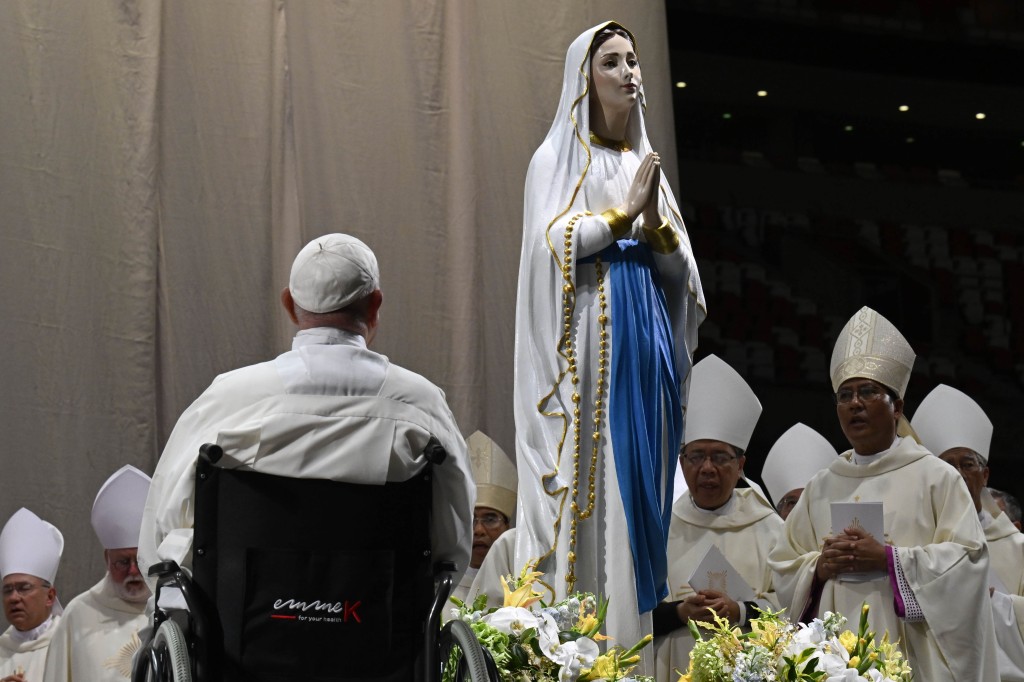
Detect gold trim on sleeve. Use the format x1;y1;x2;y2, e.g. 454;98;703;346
643;217;680;254
601;207;632;239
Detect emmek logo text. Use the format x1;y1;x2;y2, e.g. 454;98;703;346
272;597;362;623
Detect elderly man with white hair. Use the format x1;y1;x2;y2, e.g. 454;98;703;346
0;508;64;682
138;233;475;592
769;306;998;681
43;466;152;682
913;384;1024;681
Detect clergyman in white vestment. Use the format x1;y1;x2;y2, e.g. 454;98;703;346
44;466;152;682
769;306;998;681
0;509;64;682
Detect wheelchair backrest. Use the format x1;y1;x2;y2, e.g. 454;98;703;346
191;453;434;681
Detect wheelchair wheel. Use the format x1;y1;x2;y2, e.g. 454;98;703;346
149;620;192;682
440;619;498;682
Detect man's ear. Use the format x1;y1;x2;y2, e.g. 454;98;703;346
893;397;904;421
365;289;383;328
281;287;300;326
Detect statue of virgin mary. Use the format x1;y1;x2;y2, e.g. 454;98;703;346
513;20;705;657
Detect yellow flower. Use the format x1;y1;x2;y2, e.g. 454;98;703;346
839;630;858;653
579;653;619;681
501;574;545;608
578;614;600;634
849;656;861;668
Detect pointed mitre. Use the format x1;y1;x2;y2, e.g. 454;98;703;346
761;423;838;507
0;508;64;582
466;431;518;523
829;306;915;398
685;355;762;451
91;465;152;549
912;384;993;462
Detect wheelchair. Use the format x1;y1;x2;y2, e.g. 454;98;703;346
133;442;499;682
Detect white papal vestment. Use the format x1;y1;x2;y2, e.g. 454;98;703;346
139;328;475;590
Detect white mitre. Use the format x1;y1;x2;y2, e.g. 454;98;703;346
467;431;518;524
912;384;993;462
92;465;152;549
830;306;915;398
0;508;64;583
686;354;762;450
762;423;838;507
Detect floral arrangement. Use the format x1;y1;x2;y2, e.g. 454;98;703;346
446;563;654;682
680;602;912;682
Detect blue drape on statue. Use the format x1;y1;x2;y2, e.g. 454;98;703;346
585;239;682;613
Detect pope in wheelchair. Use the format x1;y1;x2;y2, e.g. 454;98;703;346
134;234;492;681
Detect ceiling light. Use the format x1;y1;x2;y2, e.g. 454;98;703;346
906;137;915;143
675;81;687;88
898;105;909;112
976;112;986;120
757;90;767;97
722;113;732;119
844;125;854;132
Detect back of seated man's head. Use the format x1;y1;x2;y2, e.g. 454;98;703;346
0;509;63;632
282;234;383;338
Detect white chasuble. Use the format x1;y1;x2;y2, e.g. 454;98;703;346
0;616;60;681
43;577;146;681
654;488;783;679
769;437;998;681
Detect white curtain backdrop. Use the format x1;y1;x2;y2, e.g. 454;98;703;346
0;0;679;606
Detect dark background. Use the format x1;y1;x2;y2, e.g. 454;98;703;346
665;0;1024;507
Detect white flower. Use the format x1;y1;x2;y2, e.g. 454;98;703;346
825;669;866;682
483;606;540;636
535;613;599;681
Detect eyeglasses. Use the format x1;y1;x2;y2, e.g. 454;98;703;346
1;581;49;597
473;513;506;530
681;451;737;467
110;557;140;572
835;384;887;405
943;457;985;473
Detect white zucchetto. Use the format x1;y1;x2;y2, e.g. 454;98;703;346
0;508;63;582
467;431;518;523
685;354;762;451
761;423;838;507
830;306;915;398
912;384;993;462
288;233;380;314
92;465;152;549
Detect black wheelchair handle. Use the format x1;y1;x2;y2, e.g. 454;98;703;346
199;443;224;464
424;437;447;465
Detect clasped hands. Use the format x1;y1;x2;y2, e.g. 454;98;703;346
815;525;887;582
622;152;662;228
677;589;740;625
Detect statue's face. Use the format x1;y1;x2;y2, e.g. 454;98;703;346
590;34;640;118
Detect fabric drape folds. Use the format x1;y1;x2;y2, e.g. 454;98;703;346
0;1;679;608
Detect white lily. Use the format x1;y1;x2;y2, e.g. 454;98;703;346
482;606;540;636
